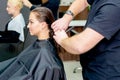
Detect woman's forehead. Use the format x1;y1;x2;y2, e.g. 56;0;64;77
29;12;37;18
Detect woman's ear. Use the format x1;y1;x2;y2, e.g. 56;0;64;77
14;5;20;10
42;22;47;28
41;22;47;29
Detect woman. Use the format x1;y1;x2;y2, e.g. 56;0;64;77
0;0;25;43
0;7;66;80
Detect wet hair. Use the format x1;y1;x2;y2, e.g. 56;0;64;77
31;7;59;52
31;7;55;39
8;0;23;9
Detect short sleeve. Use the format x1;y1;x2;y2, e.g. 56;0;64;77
87;4;120;40
87;0;94;5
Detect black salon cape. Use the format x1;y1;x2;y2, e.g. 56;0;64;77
0;38;66;80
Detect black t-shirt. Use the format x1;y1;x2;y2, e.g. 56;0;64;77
29;0;60;20
87;0;95;5
81;0;120;80
29;0;42;5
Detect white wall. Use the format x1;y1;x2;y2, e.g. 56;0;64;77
0;0;10;31
60;0;74;6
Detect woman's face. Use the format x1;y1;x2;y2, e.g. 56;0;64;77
6;2;16;15
28;12;42;36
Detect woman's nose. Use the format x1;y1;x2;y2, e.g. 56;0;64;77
27;23;30;28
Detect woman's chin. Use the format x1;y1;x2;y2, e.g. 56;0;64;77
30;33;34;36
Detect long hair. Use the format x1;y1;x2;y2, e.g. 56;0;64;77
31;7;55;38
31;7;59;52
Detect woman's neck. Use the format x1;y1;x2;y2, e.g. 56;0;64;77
37;30;50;40
12;11;20;18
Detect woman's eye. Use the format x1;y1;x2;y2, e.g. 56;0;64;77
29;21;33;24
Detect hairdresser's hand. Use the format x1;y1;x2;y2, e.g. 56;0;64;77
22;0;33;8
53;30;68;45
52;14;72;32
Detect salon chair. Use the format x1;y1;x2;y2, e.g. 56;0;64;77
0;26;28;62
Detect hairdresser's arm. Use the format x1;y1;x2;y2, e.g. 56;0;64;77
52;0;89;31
22;0;33;8
53;28;104;55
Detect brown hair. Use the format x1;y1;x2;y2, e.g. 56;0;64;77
31;7;55;38
31;7;59;53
